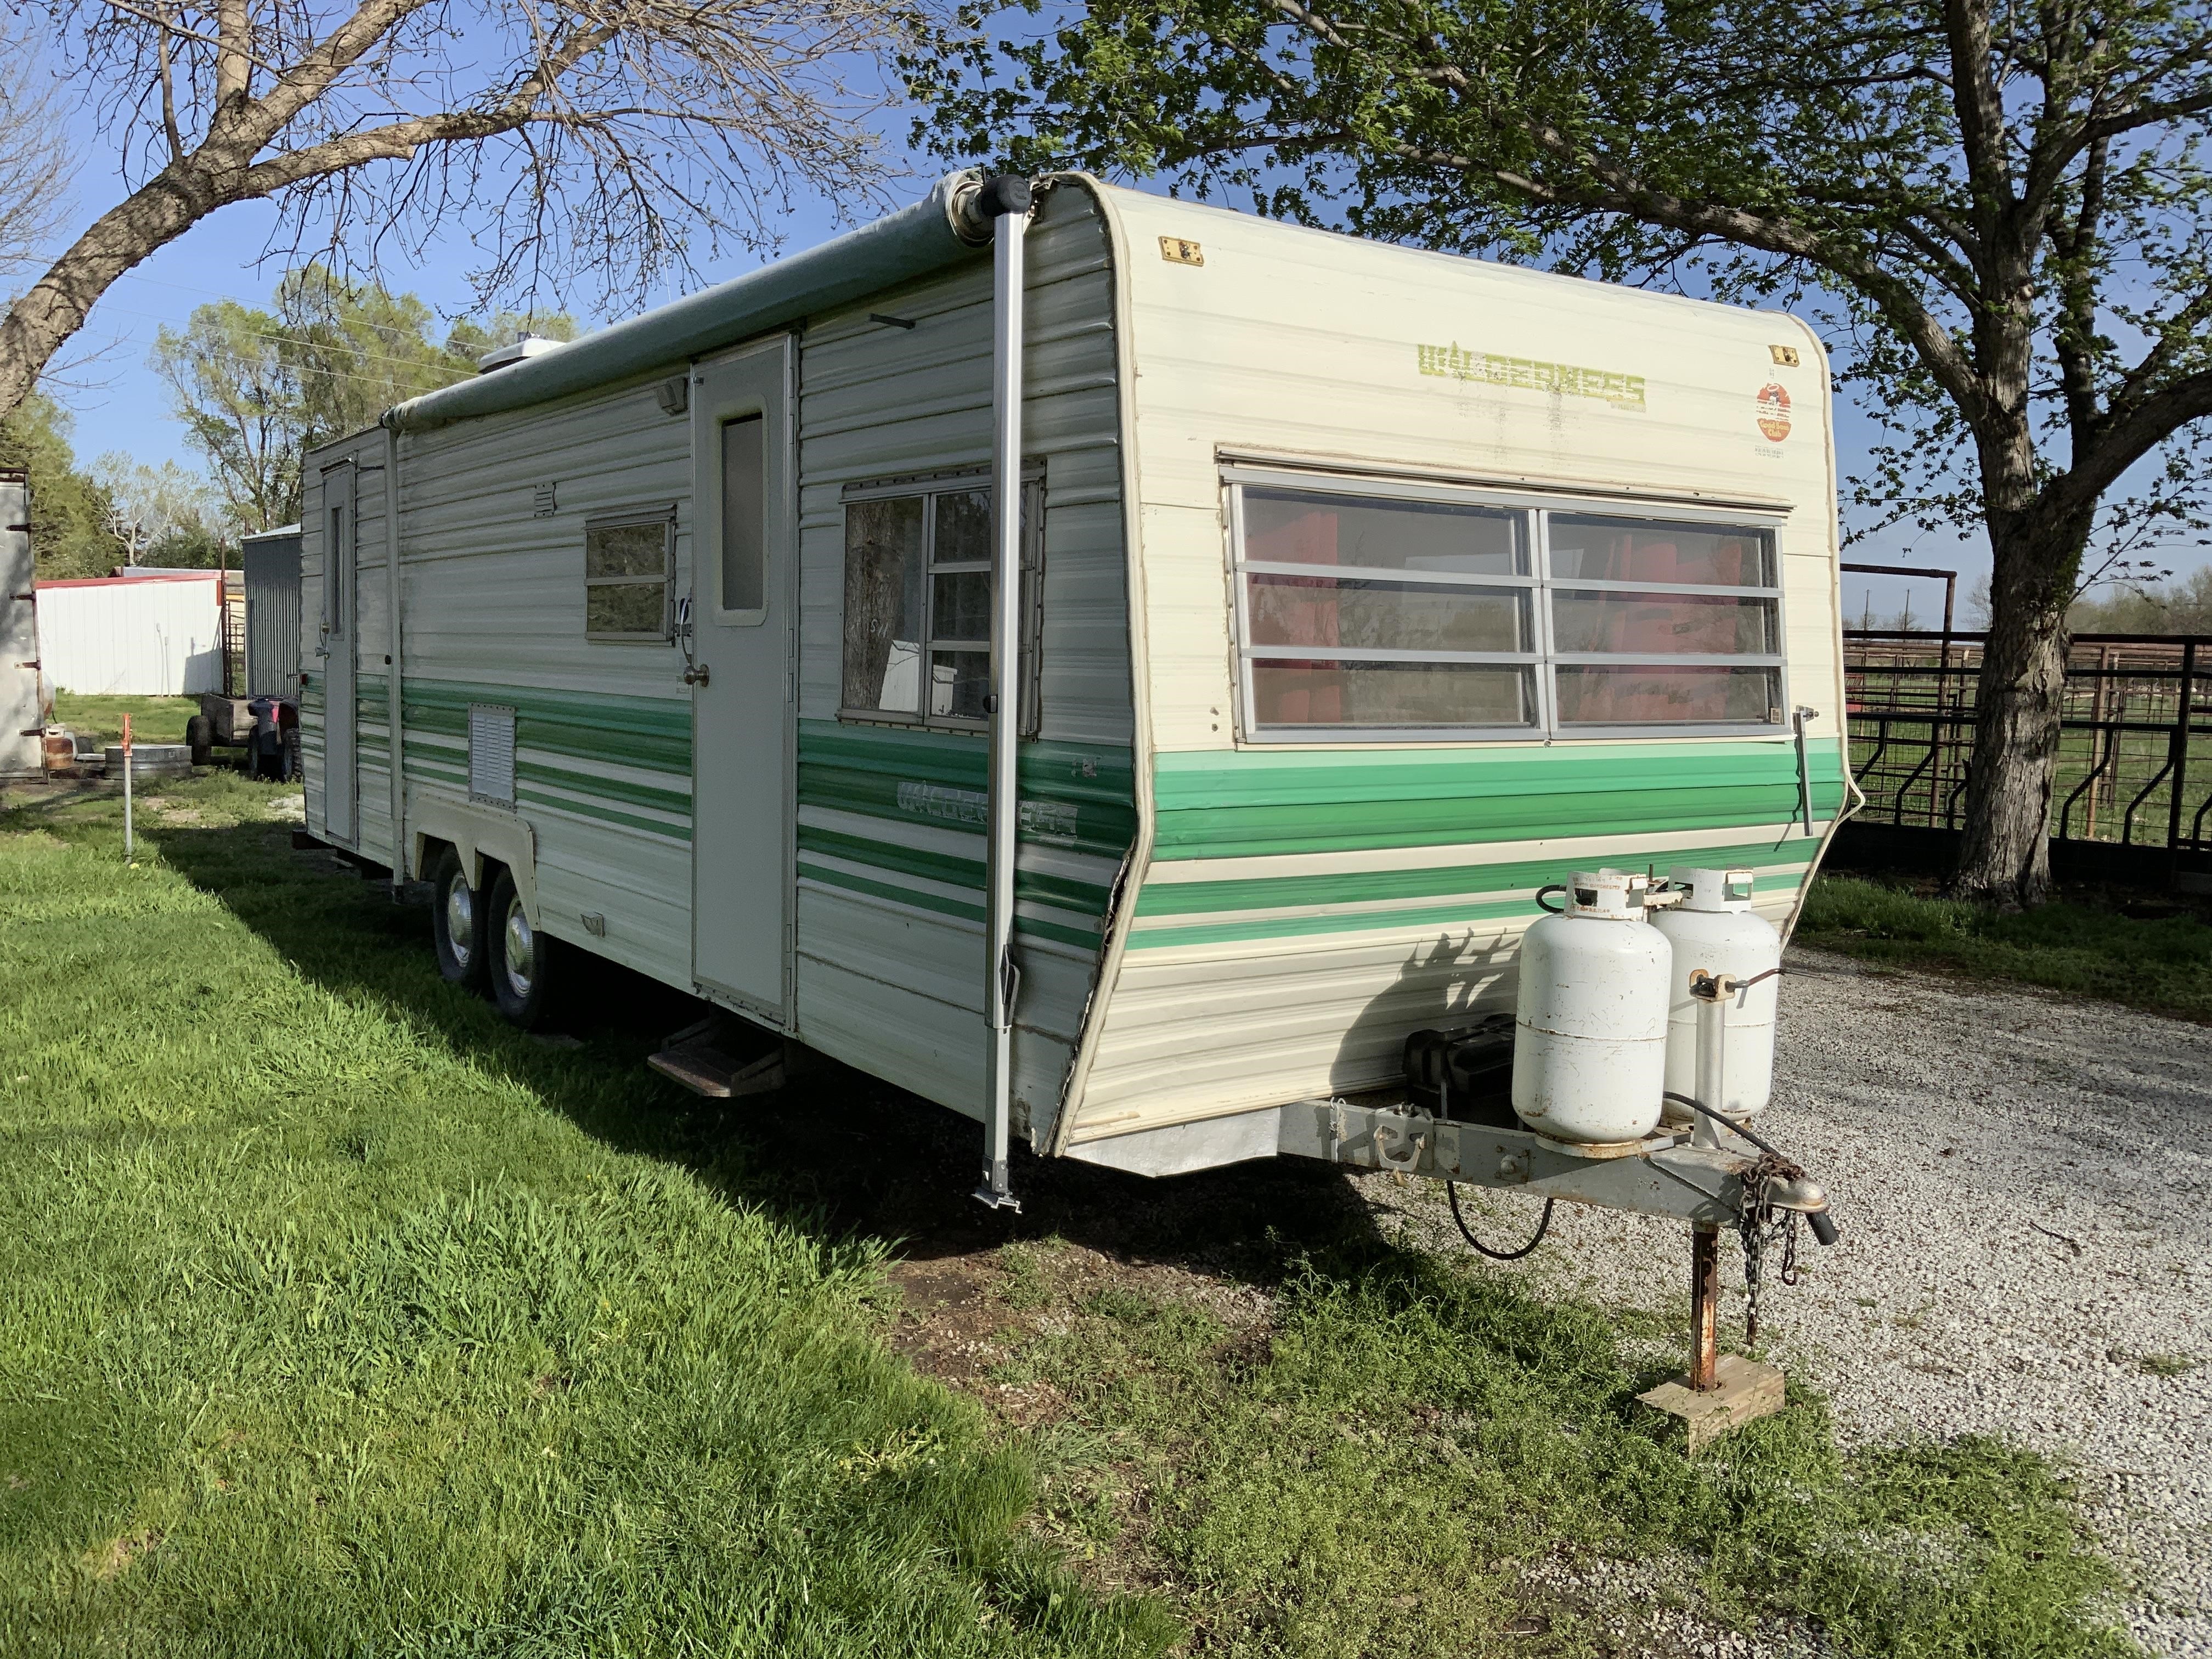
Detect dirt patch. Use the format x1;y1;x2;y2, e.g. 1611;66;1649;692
885;1255;1009;1387
81;1528;163;1580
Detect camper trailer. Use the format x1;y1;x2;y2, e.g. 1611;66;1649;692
299;173;1852;1223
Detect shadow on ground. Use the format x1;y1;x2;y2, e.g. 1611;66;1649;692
138;807;1375;1297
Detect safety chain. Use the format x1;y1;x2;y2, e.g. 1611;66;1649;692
1736;1150;1804;1346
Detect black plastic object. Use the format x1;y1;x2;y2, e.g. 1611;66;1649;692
975;174;1033;218
1404;1017;1513;1092
1534;883;1568;913
1807;1209;1839;1247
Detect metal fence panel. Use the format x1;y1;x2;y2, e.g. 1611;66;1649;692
1846;630;2209;855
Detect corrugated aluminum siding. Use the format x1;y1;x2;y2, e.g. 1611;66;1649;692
388;374;697;988
1063;186;1853;1144
242;533;302;697
791;185;1132;1144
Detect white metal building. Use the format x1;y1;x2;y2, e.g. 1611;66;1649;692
36;570;224;696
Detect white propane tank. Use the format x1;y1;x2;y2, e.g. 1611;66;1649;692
1510;868;1672;1148
1650;866;1782;1125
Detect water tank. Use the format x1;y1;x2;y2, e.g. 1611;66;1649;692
1650;866;1781;1124
1510;868;1672;1148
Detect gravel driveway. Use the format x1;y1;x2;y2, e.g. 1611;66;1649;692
1369;947;2212;1658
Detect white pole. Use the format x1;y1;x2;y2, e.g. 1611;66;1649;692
977;175;1033;1212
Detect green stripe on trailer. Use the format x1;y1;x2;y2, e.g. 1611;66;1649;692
517;757;691;818
516;785;693;843
400;678;692;775
1135;834;1824;918
798;861;1102;951
1128;864;1813;950
1150;737;1847;859
796;720;1136;860
797;823;1114;914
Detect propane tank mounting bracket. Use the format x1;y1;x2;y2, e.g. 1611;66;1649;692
1278;1097;1763;1227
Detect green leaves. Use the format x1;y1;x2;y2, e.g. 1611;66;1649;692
150;268;578;534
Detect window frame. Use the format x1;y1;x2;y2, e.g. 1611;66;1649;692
1223;466;1789;743
583;506;678;644
836;466;1046;735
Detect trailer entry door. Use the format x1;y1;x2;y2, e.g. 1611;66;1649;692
319;460;357;840
689;337;795;1022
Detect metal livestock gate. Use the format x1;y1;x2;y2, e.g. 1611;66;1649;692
1843;627;2212;885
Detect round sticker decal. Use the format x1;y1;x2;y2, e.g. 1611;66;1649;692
1756;382;1792;442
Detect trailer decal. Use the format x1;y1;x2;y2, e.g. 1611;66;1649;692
1415;342;1647;410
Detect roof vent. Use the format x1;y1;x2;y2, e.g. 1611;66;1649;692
476;335;567;374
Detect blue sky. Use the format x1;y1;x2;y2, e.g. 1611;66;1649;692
40;79;2158;626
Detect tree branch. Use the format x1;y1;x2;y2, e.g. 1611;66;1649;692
94;0;282;75
155;3;183;162
2047;367;2212;521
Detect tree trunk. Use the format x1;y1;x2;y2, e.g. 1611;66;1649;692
0;165;223;423
1948;512;2087;907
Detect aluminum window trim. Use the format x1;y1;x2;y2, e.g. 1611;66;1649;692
1227;471;1790;743
1246;646;1545;665
1221;461;1794;528
1240;561;1538;591
582;506;678;642
1545;577;1784;600
836;472;1041;735
1547;652;1786;668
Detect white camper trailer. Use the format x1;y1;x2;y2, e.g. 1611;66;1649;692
300;174;1852;1233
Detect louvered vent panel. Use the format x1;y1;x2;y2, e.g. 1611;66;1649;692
468;704;516;804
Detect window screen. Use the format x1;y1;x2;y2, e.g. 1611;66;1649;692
1231;479;1783;737
584;512;673;640
720;415;765;613
840;478;1039;731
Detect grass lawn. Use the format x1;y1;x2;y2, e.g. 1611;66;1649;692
0;773;1167;1658
0;772;2139;1656
48;691;201;749
1798;872;2212;1022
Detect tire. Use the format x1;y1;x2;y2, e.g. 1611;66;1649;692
430;849;486;990
185;714;213;768
486;867;559;1029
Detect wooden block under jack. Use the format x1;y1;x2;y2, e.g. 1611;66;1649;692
1637;1355;1786;1452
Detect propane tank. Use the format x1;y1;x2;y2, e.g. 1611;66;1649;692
1649;866;1782;1125
1510;868;1672;1148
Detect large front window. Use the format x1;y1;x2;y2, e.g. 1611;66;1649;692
1229;474;1785;738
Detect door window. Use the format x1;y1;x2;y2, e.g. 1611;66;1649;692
720;415;765;613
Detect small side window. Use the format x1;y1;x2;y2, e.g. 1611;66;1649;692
838;475;1041;732
585;511;675;641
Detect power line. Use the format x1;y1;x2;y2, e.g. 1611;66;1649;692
95;298;490;380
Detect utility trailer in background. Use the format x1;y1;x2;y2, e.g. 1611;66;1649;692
298;174;1852;1277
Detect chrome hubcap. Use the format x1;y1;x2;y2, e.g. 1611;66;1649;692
503;899;535;1000
444;879;475;968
